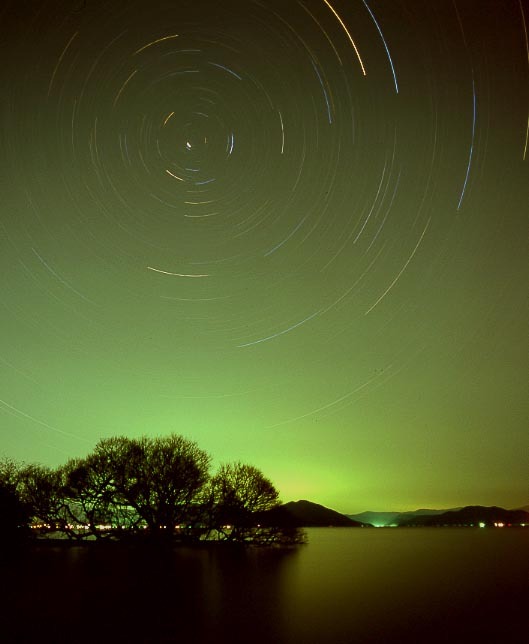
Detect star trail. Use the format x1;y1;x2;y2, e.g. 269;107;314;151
1;0;527;512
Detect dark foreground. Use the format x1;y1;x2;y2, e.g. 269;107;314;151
1;528;528;643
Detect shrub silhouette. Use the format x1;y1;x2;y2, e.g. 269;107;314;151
0;458;31;543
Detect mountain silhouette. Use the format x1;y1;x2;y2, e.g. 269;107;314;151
257;500;369;527
397;505;529;527
347;508;461;527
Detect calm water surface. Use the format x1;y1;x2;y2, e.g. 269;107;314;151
1;528;528;643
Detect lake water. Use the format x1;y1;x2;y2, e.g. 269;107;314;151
1;528;528;643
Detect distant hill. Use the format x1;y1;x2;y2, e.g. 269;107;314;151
512;504;529;513
397;506;529;527
392;508;461;525
258;502;529;528
346;512;400;526
258;500;369;527
347;508;460;527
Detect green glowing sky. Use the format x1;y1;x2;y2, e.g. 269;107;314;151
1;0;527;513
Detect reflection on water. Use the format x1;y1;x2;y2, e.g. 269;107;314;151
282;528;529;643
1;528;528;643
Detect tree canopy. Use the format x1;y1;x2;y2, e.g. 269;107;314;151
0;436;303;546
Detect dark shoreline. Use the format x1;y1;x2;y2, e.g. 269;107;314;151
4;524;527;551
2;536;307;549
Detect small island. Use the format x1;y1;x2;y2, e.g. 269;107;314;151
0;434;305;546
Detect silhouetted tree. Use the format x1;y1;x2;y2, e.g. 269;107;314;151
61;455;140;539
0;457;20;489
17;464;75;537
0;484;30;543
210;463;280;542
1;438;305;545
0;458;30;543
94;435;211;537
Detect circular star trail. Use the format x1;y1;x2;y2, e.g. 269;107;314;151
1;0;528;511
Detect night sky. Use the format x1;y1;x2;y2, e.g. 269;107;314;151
1;0;527;513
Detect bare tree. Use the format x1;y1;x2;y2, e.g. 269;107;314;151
210;463;279;542
61;454;142;539
94;435;211;537
2;439;303;545
17;464;75;538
